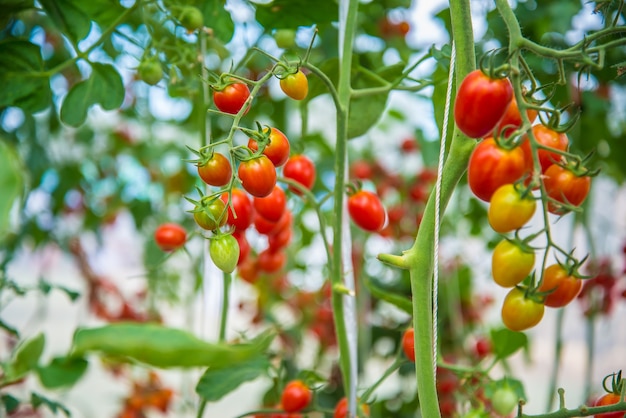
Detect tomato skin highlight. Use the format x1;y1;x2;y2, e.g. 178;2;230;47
238;155;277;198
283;155;316;193
537;264;583;308
347;190;386;232
488;184;536;233
154;223;187;251
543;164;591;215
280;380;311;413
491;239;535;288
501;287;544;332
402;328;415;362
280;70;309;100
593;393;624;418
454;70;513;138
253;186;286;223
248;127;291;167
198;153;232;187
468;138;527;202
213;82;250;115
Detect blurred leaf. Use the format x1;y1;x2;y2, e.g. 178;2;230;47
0;318;19;337
0;141;23;242
7;333;45;382
73;0;126;29
0;40;51;113
39;0;91;43
37;279;81;302
1;0;35;26
1;394;19;414
364;277;412;314
490;328;528;359
196;355;269;402
252;0;338;30
60;63;124;127
30;393;70;417
37;356;89;389
199;0;235;43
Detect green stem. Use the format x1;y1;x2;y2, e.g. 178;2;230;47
219;272;231;341
361;359;405;403
546;308;564;411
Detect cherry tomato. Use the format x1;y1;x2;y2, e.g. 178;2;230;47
209;234;240;274
213;82;250;115
348;190;386;232
521;125;569;173
454;70;513;138
178;6;204;31
138;59;163;86
283;155;316;194
501;287;544;332
253;186;286;222
491;387;518;416
198;153;232;187
402;328;415;362
334;397;370;418
537;264;583;308
194;198;227;230
238;155;277;197
543;164;591;215
351;161;373;180
258;248;287;273
221;188;254;231
237;255;259;284
491;239;535;288
255;209;292;236
233;231;250;265
280;70;309;100
490;96;537;138
593;393;623;418
488;183;536;233
248;127;291;167
268;224;292;251
274;29;296;49
281;380;311;413
154;223;186;251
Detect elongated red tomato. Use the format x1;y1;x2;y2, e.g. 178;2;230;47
238;156;277;197
454;70;513;138
468;138;527;202
543;164;591;215
283;155;316;193
402;328;415;362
490;96;538;138
213;82;250;115
348;190;386;232
537;264;583;308
248;127;290;167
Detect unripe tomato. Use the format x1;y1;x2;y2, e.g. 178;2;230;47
209;234;240;274
488;183;536;233
280;380;311;413
348;190;386;232
154;223;186;251
543;164;591;215
283;155;316;194
491;239;535;288
178;6;204;31
501;287;544;332
198;153;232;187
274;29;296;49
194;199;227;230
280;70;308;100
248;127;290;167
454;70;513;138
138;60;163;86
537;264;582;308
238;155;277;197
402;328;415;362
213;82;250;115
491;387;518;416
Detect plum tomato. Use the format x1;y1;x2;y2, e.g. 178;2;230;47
521;125;569;174
198;152;232;187
491;96;538;138
543;163;591;215
253;186;286;223
221;188;254;231
402;328;415;362
280;70;309;100
238;155;277;197
347;190;386;232
283;155;316;194
537;264;583;308
280;380;311;413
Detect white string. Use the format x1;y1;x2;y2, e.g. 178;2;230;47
433;41;456;377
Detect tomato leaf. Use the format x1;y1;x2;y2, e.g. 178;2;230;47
1;0;35;26
30;392;71;417
199;0;235;43
72;0;126;29
70;323;276;369
490;328;528;359
37;356;89;389
252;0;338;30
0;141;23;243
6;333;46;382
39;0;91;44
0;40;51;113
60;63;124;127
1;394;20;414
195;355;270;402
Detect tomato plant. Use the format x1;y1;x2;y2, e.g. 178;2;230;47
238;156;277;197
283;155;316;193
537;264;582;308
543;164;592;214
248;127;291;167
488;183;536;233
501;287;545;332
281;380;311;413
491;239;535;288
347;190;386;232
154;223;187;251
280;70;309;100
198;152;232;187
213;82;250;115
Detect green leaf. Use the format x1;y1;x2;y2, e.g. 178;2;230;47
37;356;88;389
0;40;51;113
253;0;338;30
363;277;412;314
199;0;235;43
195;355;270;402
8;333;46;381
39;0;91;43
37;279;81;301
31;393;71;417
0;318;19;337
60;63;124;127
490;328;528;359
70;322;275;369
0;141;23;242
0;0;35;26
1;394;20;414
72;0;126;29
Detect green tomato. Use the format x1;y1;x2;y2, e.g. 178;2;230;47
179;6;204;32
274;29;296;49
491;387;519;416
210;234;240;274
138;60;163;86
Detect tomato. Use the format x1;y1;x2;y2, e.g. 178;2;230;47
274;29;296;49
491;387;518;416
233;231;250;265
593;393;623;418
248;128;290;167
491;239;535;288
237;255;259;284
543;164;591;215
473;337;491;359
252;186;286;223
454;70;513;138
213;82;250;115
154;223;186;251
209;234;240;274
280;70;309;100
402;328;415;362
334;397;370;418
491;96;538;138
238;156;277;197
255;209;292;236
351;161;373;180
488;184;536;233
348;190;386;232
221;188;254;231
283;155;316;194
193;198;227;230
467;138;527;202
138;59;163;86
537;264;583;308
178;6;204;31
521;125;569;173
268;224;292;251
198;153;232;187
501;287;544;332
258;248;287;273
281;380;311;413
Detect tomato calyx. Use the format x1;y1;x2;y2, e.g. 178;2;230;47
478;49;511;80
602;371;624;395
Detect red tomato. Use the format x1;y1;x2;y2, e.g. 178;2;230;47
488;183;536;233
334;397;370;418
280;380;311;413
521;125;569;173
258;248;287;273
454;70;513;138
593;393;623;418
402;328;415;362
283;155;316;194
233;231;250;265
198;152;232;187
238;156;277;197
154;223;186;251
491;96;538;138
255;209;292;236
348;190;386;232
468;138;527;202
543;164;591;215
253;186;286;222
351;161;373;180
280;70;308;100
248;127;290;167
268;225;292;251
537;264;583;308
501;287;544;332
221;188;254;231
237;255;259;284
213;82;250;115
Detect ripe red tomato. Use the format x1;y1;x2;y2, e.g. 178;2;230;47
402;328;415;362
467;138;527;202
213;82;250;115
454;70;513;138
348;190;386;232
593;393;623;418
237;255;259;284
521;125;569;173
268;224;292;251
253;186;286;223
501;287;544;332
198;152;232;187
248;127;291;167
280;70;308;100
488;183;536;233
255;209;292;236
154;223;186;251
221;188;254;231
209;234;240;274
283;155;316;193
491;96;538;138
258;248;287;273
194;198;227;230
351;160;373;180
491;239;535;288
542;164;591;215
537;264;583;308
281;380;311;413
334;397;370;418
233;231;250;265
238;156;277;197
